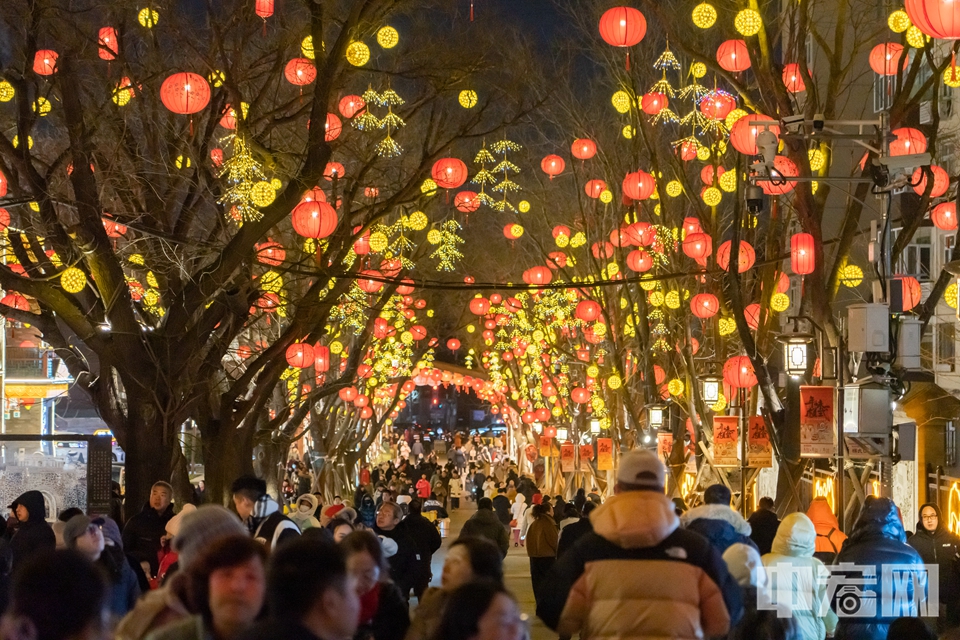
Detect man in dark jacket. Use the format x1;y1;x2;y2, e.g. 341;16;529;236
7;490;55;570
681;484;758;554
460;497;510;557
492;492;512;526
472;469;486;503
557;501;597;558
63;514;140;618
747;496;781;555
908;502;960;630
231;475;299;551
832;496;926;640
399;500;442;600
374;502;419;600
121;481;174;576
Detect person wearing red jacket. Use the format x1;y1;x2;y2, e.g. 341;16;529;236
415;475;431;500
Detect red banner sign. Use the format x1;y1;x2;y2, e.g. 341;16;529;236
747;416;772;468
579;444;595;461
539;435;552;458
713;416;739;467
657;431;674;461
800;386;835;458
597;438;614;471
560;443;575;473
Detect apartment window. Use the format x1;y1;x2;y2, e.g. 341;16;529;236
938;322;956;371
946;234;956;266
896;244;932;280
947;421;957;467
874;74;894;113
922;329;934;370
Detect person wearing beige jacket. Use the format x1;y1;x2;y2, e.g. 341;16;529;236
525;502;559;610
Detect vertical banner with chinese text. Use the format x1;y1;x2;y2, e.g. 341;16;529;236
539;436;552;458
560;443;575;472
800;386;835;458
747;416;773;468
713;416;739;467
597;438;614;470
657;432;674;461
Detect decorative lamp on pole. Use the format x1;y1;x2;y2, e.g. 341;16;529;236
556;427;569;441
648;404;666;429
701;375;723;404
778;318;815;377
590;418;601;434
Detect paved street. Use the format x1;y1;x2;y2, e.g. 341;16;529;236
426;499;553;640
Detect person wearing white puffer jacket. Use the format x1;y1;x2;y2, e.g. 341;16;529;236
761;512;837;640
289;494;321;531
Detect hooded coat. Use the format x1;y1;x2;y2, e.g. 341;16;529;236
907;502;960;624
747;508;781;555
761;513;837;640
806;497;847;564
289;494;321;530
832;497;925;640
8;491;55;569
511;495;527;525
537;490;742;640
682;504;757;554
460;507;510;556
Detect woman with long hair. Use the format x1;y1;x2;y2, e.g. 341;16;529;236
429;581;524;640
525;502;558;609
340;530;409;640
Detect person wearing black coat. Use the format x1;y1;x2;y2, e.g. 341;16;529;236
491;493;512;526
557;502;597;558
747;497;781;555
7;490;55;570
121;481;175;576
459;498;509;557
399;500;442;600
907;502;960;630
373;502;419;600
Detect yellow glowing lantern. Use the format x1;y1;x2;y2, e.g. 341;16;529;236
649;291;665;307
946;283;959;309
719;171;737;192
712;392;727;412
251;181;276;207
692;2;717;28
668;378;685;395
330;340;343;354
427;229;442;244
771;292;791;312
29;201;38;211
702;187;722;206
377;26;399;49
808;148;825;172
841;264;863;287
622;125;635;139
719;317;736;335
611;90;632;113
640;274;657;291
400;331;413;345
175;155;191;169
518;200;531;212
32;97;51;116
725;108;748;129
406;211;428;230
138;7;159;28
60;267;87;293
208;69;225;88
146;271;159;288
509;224;524;238
270;177;282;190
888;9;911;33
570;232;586;247
608;374;622;389
369;231;389;253
555;233;569;248
600;190;613;204
12;135;34;149
696;146;711;161
421;178;438;196
459;90;478;108
261;270;283;293
144;289;160;306
735;9;763;36
666;180;683;197
301;36;315;59
346;41;371;67
0;81;15;102
811;181;819;195
906;25;928;48
665;291;681;309
692;62;707;78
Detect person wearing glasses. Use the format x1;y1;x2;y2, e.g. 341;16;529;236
63;514;141;619
908;502;960;631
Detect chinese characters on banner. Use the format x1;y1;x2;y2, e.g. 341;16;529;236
800;386;835;458
713;416;739;467
597;438;614;471
579;444;594;472
747;416;773;468
539;435;552;458
657;431;674;461
560;443;575;473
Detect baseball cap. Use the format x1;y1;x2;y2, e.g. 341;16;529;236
61;515;94;547
616;449;665;490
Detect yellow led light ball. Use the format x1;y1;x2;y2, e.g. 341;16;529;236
28;201;38;211
889;9;911;33
570;232;586;247
841;264;863;287
466;324;476;333
665;180;683;197
606;262;620;277
0;81;15;102
715;140;728;154
945;65;960;88
622;125;635;139
427;229;442;244
555;233;569;248
725;108;748;129
251;181;276;207
696;145;711;161
269;177;282;190
346;41;371;67
719;317;736;335
771;292;791;312
143;289;160;306
611;90;632;113
906;25;928;48
552;406;563;417
945;282;959;309
458;89;478;108
591;395;606;411
261;270;283;293
509;224;524;238
138;7;159;28
808;148;825;172
112;83;132;106
406;211;428;230
811;181;819;195
668;378;684;396
608;374;622;390
329;340;343;354
32;97;51;117
599;189;613;203
665;290;681;309
702;187;722;206
12;135;33;149
301;36;315;59
518;200;531;213
719;171;737;192
532;329;545;342
692;61;707;79
207;70;225;88
640;274;657;291
421;178;438;196
735;9;763;36
146;271;159;288
60;267;87;293
712;393;727;412
175;155;191;169
377;26;399;49
593;322;607;337
400;331;413;345
369;231;389;253
649;291;665;307
692;2;717;28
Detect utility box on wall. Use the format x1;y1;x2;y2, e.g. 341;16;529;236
897;317;922;370
843;382;892;435
848;304;890;353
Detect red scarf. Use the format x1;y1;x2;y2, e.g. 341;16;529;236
359;583;382;625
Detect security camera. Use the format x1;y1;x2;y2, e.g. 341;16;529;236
877;153;931;172
756;130;779;166
746;184;765;214
813;113;825;133
782;115;804;134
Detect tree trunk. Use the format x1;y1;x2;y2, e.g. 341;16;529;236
123;402;177;512
201;420;255;506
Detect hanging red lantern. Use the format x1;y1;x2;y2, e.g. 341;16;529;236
679;141;699;162
869;43;905;76
701;165;725;185
640;92;667;115
598;7;646;69
791;233;816;275
905;0;960;39
553;225;571;240
314;346;330;372
210;149;224;167
469;297;491;316
325;113;342;141
220;105;239;129
256;292;280;313
33;50;58;75
160;72;211;114
890;128;928;156
700;91;736;120
447;338;461;351
591;242;614;260
716;240;756;273
324;162;344;180
300;187;326;203
285;343;315;368
682;233;712;260
410;325;427;341
782;63;806;93
576;300;602;322
541;155;565;179
760;156;798;195
571;387;591;404
691;293;719;319
255;0;274;18
0;293;29;311
717;40;750;72
256;241;286;266
353;231;371;255
585;179;607;198
397;279;415;295
724;355;758;388
572;139;597;160
357;270;383;293
98;27;119;61
683;217;703;235
622;170;655;200
547;252;567;269
339;386;359;402
284;58;316;85
338;95;365;118
535;408;551;422
490;293;503;305
730;113;779;155
103;219;127;238
912;165;950;197
291;201;337;238
626;250;653;272
523;266;553;286
432;158;469;189
932;202;958;230
454;191;480;213
744;303;762;330
776;272;791;293
896;276;923;311
504;224;523;240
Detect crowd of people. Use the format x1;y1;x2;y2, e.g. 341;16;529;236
2;433;960;640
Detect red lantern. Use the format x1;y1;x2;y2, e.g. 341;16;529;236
896;276;922;311
760;156;798;195
324;162;344;180
447;338;461;351
541;155;565;179
300;187;327;203
576;300;602;322
547;252;567;269
684;217;703;235
504;224;523;240
535;408;551;422
723;355;758;388
571;387;591;404
700;91;736;120
397;279;415;295
285;343;315;368
932;202;958;230
869;43;905;76
469;297;491;316
717;40;750;72
353;231;371;255
585;179;607;198
291;201;337;238
691;293;719;319
0;293;29;311
410;325;427;341
284;58;316;85
255;0;274;18
912;165;950;197
33;50;58;75
716;240;756;273
160;72;211;114
682;233;712;260
256;241;286;266
338;95;365;118
357;270;383;293
791;233;816;275
745;303;762;330
432;158;469;189
640;92;667;115
591;242;614;259
339;386;359;402
553;225;571;240
730;113;779;156
210;149;224;166
679;141;699;162
103;219;127;238
622;170;655;201
599;7;647;49
0;209;11;233
906;0;960;39
572;139;597;160
98;27;119;61
454;191;480;213
776;272;791;293
220;105;239;129
626;250;653;272
314;346;330;372
523;266;553;286
782;63;806;93
891;128;928;156
701;165;725;185
325;113;342;141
